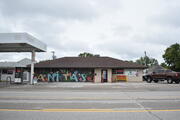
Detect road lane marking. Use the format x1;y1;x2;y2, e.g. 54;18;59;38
1;96;180;100
0;109;40;112
1;109;180;112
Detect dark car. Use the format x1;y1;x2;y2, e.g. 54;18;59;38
143;69;180;84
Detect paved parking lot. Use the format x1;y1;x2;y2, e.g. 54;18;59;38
0;82;180;120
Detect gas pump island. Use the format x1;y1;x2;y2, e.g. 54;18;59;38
0;33;47;84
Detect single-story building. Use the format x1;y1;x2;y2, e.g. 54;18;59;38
31;56;146;83
0;58;31;83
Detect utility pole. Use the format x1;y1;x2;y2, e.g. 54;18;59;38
144;51;147;67
51;51;56;60
144;51;148;74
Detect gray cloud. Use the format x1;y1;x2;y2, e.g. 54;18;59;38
0;0;179;63
0;0;97;20
134;31;180;46
112;25;133;37
150;8;180;28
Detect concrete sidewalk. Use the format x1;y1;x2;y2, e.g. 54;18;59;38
1;82;180;92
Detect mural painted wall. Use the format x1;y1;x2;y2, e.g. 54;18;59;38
35;69;94;82
124;69;139;77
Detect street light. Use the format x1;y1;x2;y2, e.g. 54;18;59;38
51;51;56;60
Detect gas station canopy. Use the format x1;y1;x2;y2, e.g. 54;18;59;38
0;32;47;84
0;33;46;52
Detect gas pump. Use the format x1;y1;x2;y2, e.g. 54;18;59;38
23;71;29;83
14;68;23;83
15;68;30;84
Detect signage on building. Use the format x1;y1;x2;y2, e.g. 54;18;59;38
116;75;127;81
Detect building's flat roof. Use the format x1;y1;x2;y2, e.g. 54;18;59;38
30;57;147;69
0;58;32;68
0;33;46;52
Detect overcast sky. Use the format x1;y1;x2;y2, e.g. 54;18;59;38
0;0;179;63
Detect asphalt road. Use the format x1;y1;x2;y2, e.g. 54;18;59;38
0;82;180;120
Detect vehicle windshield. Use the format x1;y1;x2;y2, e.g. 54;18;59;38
165;69;174;72
153;69;174;73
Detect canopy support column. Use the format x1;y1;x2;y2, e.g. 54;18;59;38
30;50;35;85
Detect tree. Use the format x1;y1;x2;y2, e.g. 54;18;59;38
127;60;134;63
78;52;99;57
160;62;169;69
162;43;180;71
136;56;158;67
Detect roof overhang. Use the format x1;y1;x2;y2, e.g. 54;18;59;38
0;33;46;52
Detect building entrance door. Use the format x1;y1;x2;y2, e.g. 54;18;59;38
101;69;108;83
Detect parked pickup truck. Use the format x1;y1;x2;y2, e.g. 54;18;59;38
143;69;180;84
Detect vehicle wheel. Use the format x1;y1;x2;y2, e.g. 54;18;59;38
175;80;180;84
153;80;158;83
146;77;152;83
167;77;173;84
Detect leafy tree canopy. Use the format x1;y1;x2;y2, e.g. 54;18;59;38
78;52;99;57
162;43;180;71
160;62;169;69
136;56;159;67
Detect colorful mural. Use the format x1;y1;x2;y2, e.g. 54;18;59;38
35;69;94;82
116;75;127;81
124;70;139;77
112;69;127;81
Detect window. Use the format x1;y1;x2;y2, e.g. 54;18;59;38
112;69;124;74
166;70;173;73
2;69;8;74
2;69;13;74
7;70;13;74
